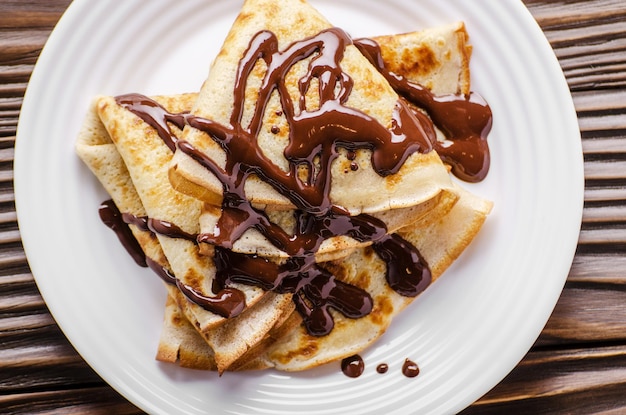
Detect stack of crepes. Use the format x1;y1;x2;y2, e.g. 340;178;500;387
75;0;493;374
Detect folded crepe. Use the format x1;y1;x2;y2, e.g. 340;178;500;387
194;21;474;261
159;185;491;372
75;87;456;371
76;97;295;372
90;93;261;332
168;0;457;217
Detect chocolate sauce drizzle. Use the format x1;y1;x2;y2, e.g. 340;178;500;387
402;358;420;378
103;27;491;336
100;201;245;318
99;200;147;268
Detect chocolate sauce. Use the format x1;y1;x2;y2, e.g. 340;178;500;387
103;26;491;336
99;200;147;267
100;203;246;318
145;256;176;285
176;280;246;319
402;358;420;378
121;213;197;242
341;354;365;378
341;358;423;377
374;233;431;297
212;247;373;336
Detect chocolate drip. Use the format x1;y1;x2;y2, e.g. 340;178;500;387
374;233;431;297
100;201;246;318
115;94;189;152
341;354;365;378
402;358;420;378
212;247;373;336
121;213;197;242
99;200;147;267
103;26;491;336
176;280;246;319
354;38;492;182
146;256;176;284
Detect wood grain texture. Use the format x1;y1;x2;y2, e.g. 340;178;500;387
0;0;625;414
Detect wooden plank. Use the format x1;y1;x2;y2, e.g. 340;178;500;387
462;345;626;415
0;30;53;67
0;292;44;314
540;284;626;344
556;37;626;64
583;204;626;224
583;161;626;181
525;0;626;28
0;387;143;415
0;246;27;270
579;114;626;133
0;82;27;99
582;137;626;155
545;20;626;46
568;253;626;284
0;322;104;394
0;0;72;29
585;186;626;202
574;89;626;112
579;227;626;245
0;64;36;85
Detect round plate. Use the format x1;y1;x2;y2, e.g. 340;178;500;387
15;1;583;414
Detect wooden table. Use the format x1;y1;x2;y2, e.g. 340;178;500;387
2;0;625;413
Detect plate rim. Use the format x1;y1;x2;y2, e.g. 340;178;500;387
14;0;584;414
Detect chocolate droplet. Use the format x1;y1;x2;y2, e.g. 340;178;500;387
341;354;364;378
402;358;420;378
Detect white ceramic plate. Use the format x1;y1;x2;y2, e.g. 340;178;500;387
15;0;583;414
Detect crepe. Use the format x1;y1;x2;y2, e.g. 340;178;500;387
157;291;300;371
157;185;491;372
76;96;295;372
168;0;457;216
91;93;256;331
75;86;457;371
176;6;471;262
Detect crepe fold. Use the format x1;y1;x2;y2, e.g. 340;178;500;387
155;184;491;372
168;0;461;216
192;20;473;262
76;95;294;372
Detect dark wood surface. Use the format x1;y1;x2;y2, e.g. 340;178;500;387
2;0;625;413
